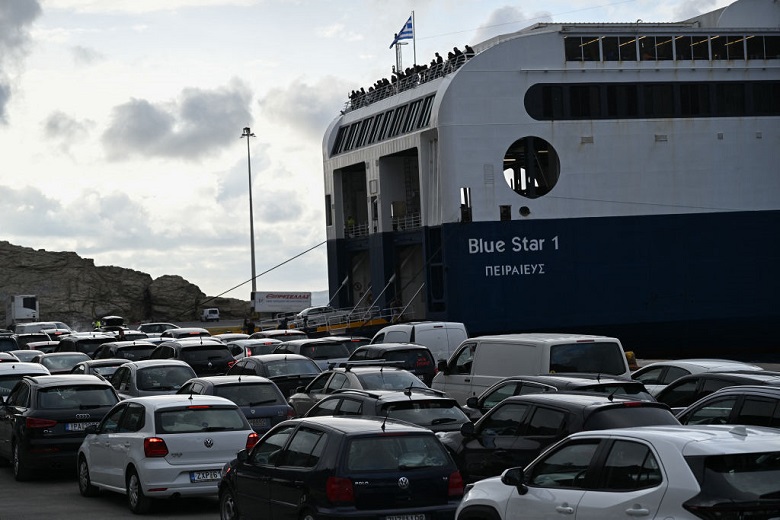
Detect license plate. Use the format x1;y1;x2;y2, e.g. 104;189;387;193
249;418;270;428
190;470;221;483
65;422;99;432
385;515;427;520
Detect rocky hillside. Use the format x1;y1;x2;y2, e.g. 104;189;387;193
0;241;250;329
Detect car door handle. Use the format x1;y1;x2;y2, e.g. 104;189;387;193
464;378;471;382
626;506;650;516
555;505;574;514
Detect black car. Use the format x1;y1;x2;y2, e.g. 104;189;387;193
31;352;91;374
320;335;371;354
218;416;464;520
347;343;437;386
305;387;471;432
654;370;780;413
463;373;655;419
0;334;19;352
227;353;322;398
54;333;116;357
224;338;283;360
437;392;679;483
0;374;119;480
149;337;235;376
92;340;157;361
676;384;780;427
178;375;294;433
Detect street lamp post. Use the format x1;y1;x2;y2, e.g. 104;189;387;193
241;127;257;299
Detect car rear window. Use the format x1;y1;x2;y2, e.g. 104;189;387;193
117;345;156;360
156;406;247;433
355;370;427;390
179;346;233;364
75;339;115;355
38;385;118;409
347;434;451;471
382;350;434;370
214;383;285;407
384;400;469;427
580;383;655;402
265;359;321;377
300;343;350;360
137;365;195;391
549;342;627;375
583;405;679;430
0;375;28;395
685;452;780;501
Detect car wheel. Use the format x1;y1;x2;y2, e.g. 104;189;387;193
220;487;242;520
78;456;99;497
12;441;32;482
127;468;152;514
458;506;502;520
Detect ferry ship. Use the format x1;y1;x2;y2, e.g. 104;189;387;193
321;0;780;358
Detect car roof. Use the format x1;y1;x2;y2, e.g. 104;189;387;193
25;374;110;387
186;375;274;385
356;343;431;351
60;333;115;341
0;362;50;374
246;353;314;362
40;352;90;358
705;384;780;397
229;339;283;345
100;341;156;348
470;333;619;343
501;392;662;409
159;337;225;347
637;359;764;371
328;387;454;403
569;424;780;454
284;415;434;434
669;370;780;384
122;393;239;409
120;359;194;369
78;359;129;367
497;374;636;386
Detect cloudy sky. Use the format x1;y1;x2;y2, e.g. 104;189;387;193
1;0;731;301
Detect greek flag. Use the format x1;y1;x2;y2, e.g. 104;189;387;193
389;15;413;48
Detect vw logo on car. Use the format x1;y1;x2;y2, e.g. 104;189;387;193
204;438;214;448
397;476;410;489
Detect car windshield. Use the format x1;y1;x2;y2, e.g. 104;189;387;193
156;406;246;434
137;366;194;391
38;385;118;409
384;400;470;427
179;346;233;364
300;343;350;360
214;383;285;407
265;359;321;377
686;452;780;501
583;405;679;430
347;434;450;471
356;370;427;390
549;342;627;375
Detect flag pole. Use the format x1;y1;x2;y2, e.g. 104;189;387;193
412;11;417;65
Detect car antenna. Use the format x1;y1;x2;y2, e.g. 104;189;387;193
607;386;618;401
381;411;388;432
404;385;413;398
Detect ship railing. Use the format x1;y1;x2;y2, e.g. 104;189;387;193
325;305;381;330
344;54;471;113
345;221;369;238
392;212;422;231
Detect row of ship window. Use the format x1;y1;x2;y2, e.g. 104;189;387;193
565;34;780;62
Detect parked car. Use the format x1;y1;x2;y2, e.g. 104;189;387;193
463;374;656;420
305;387;471;432
54;332;116;357
149;337;235;376
12;321;72;334
218;416;464;520
24;340;59;354
0;374;119;480
654;370;780;414
675;384;780;428
31;352;91;374
632;358;764;395
273;338;352;370
92;340;157;361
455;424;780;520
108;359;197;400
437;392;679;483
13;333;51;349
347;342;437;385
0;362;50;397
289;305;348;330
249;329;308;342
178;375;294;433
136;322;180;336
227;353;322;398
0;352;20;363
200;308;220;322
288;363;429;416
8;350;44;363
371;321;469;363
77;394;258;513
224;338;283;360
70;359;128;379
0;334;18;352
159;327;211;339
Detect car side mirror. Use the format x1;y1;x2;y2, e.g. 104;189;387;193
501;467;528;495
84;425;98;435
465;396;478;409
437;360;448;373
460;421;475;437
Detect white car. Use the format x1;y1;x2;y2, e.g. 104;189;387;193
631;358;763;395
456;424;780;520
0;362;50;396
77;394;259;513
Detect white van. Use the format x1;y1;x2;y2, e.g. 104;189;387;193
431;333;632;405
370;321;468;362
200;308;220;322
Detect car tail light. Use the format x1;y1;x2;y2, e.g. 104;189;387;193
326;476;354;503
144;437;169;457
286;407;296;418
187;405;211;409
228;360;236;368
26;417;57;429
448;471;464;497
246;348;253;357
246;432;259;450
